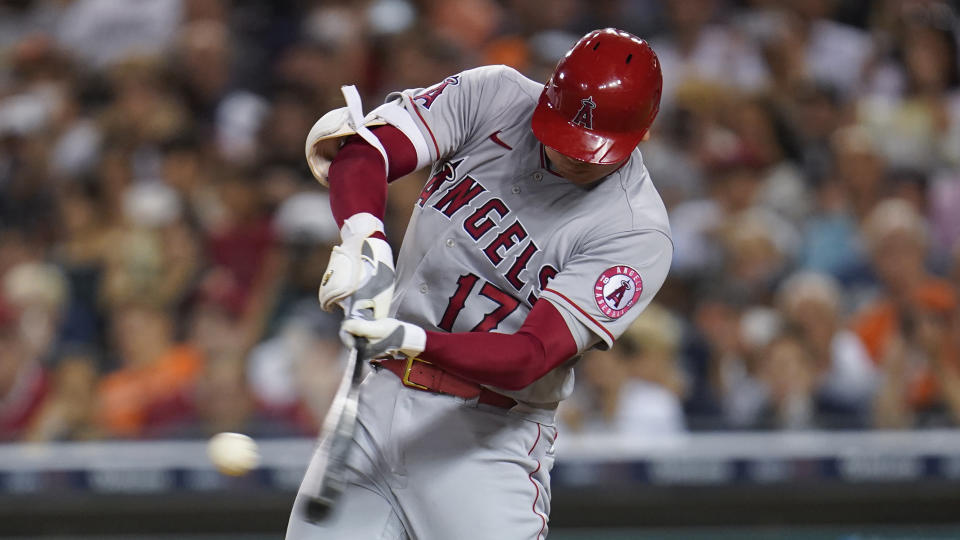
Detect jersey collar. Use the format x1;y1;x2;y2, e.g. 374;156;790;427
538;143;629;182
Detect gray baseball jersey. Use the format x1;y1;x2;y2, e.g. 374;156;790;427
287;65;673;540
371;65;673;405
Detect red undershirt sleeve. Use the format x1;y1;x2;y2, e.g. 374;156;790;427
327;124;418;228
328;125;578;391
419;300;579;391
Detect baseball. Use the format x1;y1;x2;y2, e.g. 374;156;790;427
207;432;261;476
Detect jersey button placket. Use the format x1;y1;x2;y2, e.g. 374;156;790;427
419;284;429;294
446;238;456;247
533;172;543;182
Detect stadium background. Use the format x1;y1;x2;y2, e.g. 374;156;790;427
1;0;960;538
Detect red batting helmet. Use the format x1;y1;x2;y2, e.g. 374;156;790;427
531;28;663;164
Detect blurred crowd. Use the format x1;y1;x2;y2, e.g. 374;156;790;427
0;0;958;442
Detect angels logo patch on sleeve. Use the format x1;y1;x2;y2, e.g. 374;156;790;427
594;266;643;318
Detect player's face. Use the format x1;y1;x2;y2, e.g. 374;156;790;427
543;146;625;185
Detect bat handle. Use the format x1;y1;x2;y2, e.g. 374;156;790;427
352;336;369;361
305;492;336;522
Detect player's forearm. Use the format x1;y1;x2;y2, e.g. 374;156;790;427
419;301;578;391
327;125;418;227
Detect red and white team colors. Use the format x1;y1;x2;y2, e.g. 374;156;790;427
288;30;673;540
380;65;673;405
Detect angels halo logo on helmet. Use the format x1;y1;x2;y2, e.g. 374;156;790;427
532;28;663;165
571;96;596;129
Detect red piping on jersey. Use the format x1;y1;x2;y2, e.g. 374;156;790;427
528;459;547;540
527;423;541;456
543;287;615;343
489;131;513;150
408;95;440;157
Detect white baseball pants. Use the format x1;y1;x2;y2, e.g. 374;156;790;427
285;368;556;540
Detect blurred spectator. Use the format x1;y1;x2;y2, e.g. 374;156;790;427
859;11;960;170
0;3;62;51
272;191;339;247
847;199;959;427
780;0;874;99
0;261;74;442
299;4;371;96
718;209;796;301
174;20;234;123
0;301;49;441
503;0;581;35
560;304;687;436
2;261;69;361
379;29;468;97
671;146;798;284
100;181;199;310
24;347;100;442
728;96;809;225
96;302;203;438
269;190;340;329
429;0;503;52
188;356;254;437
258;86;318;172
852;199;951;357
712;304;781;429
702;276;872;431
652;0;769;110
873;283;960;428
56;0;182;69
830;126;887;223
0;0;957;440
158;132;223;231
99;58;190;159
204;170;285;354
799;126;884;280
777;271;877;424
51;181;109;347
187;272;245;362
132;359;259;440
753;332;818;429
247;301;345;436
790;81;842;185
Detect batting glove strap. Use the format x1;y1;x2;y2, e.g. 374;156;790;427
341;318;426;359
319;213;395;318
338;212;383;244
304;85;389;187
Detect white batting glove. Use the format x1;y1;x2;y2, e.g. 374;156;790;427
319;213;395;319
341;317;426;359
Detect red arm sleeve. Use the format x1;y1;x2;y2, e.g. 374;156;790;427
419;300;579;391
326;124;418;227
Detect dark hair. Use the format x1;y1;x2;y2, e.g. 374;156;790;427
897;14;960;91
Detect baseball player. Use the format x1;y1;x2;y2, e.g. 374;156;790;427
287;28;672;540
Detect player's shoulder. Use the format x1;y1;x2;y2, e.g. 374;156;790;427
609;152;673;240
461;64;542;103
559;152;672;256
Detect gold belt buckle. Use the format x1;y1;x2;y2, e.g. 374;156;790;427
402;357;432;391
